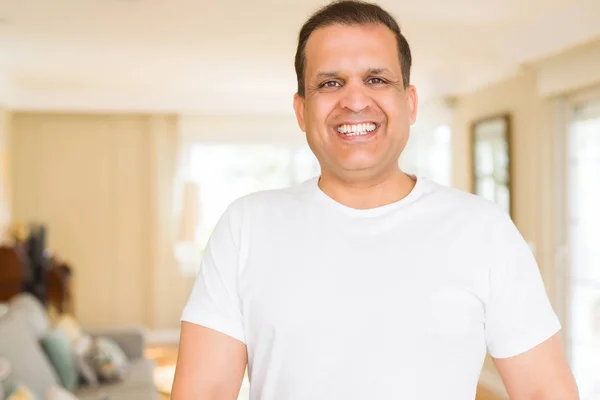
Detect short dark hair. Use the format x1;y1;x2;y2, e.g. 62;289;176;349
294;0;412;97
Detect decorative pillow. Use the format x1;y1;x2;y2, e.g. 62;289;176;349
45;385;79;400
72;335;98;386
6;384;38;400
54;316;83;345
40;328;79;391
90;337;129;382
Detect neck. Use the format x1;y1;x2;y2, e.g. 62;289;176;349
318;168;416;210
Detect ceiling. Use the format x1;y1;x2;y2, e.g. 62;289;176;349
0;0;599;114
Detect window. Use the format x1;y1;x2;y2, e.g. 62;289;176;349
400;125;452;186
175;143;319;275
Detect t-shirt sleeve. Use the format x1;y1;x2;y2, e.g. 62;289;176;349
180;201;246;344
485;212;561;359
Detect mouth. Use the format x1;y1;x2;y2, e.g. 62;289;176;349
334;122;379;140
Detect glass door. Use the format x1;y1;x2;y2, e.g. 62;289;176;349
565;95;600;399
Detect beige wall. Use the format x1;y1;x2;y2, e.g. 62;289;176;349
11;113;192;329
0;106;11;238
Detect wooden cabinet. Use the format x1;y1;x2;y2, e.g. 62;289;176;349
0;246;28;301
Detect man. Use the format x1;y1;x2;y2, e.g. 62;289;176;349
172;1;579;399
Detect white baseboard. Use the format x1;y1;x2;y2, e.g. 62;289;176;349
479;368;508;399
146;329;180;345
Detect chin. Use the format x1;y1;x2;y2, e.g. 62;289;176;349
334;154;402;178
341;163;379;172
334;163;382;180
338;154;380;171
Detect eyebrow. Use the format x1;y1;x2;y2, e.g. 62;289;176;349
366;68;392;75
315;68;393;79
315;71;340;79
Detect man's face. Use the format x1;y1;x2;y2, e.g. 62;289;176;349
294;23;418;181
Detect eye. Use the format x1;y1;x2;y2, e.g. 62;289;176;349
319;80;342;89
367;77;387;85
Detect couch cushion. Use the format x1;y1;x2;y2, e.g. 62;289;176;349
7;293;50;340
0;311;60;399
85;327;145;360
90;337;129;382
40;328;79;391
72;335;98;386
46;385;79;400
74;359;155;398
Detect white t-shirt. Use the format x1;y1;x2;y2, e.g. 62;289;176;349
181;176;560;400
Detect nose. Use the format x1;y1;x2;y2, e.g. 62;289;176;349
338;80;373;113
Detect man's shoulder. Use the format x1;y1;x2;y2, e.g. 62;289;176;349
421;179;520;253
422;178;510;223
226;178;316;216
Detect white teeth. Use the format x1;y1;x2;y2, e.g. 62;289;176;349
336;123;377;136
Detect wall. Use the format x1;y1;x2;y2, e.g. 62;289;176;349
536;38;600;98
453;37;600;397
0;106;10;239
10;113;183;329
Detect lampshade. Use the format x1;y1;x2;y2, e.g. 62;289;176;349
178;181;200;243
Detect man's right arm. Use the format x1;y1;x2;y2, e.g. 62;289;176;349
171;322;247;400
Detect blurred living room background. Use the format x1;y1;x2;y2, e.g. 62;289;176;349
0;0;599;399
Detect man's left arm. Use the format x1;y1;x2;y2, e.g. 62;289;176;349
493;332;578;399
484;210;579;399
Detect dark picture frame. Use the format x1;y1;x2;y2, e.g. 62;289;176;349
471;114;512;217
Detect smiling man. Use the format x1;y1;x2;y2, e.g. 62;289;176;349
172;1;579;399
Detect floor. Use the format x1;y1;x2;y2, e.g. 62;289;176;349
146;346;179;400
476;386;502;400
146;345;502;400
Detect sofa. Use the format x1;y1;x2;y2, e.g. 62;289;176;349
0;293;158;400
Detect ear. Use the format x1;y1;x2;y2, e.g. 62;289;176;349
293;93;306;132
406;85;419;125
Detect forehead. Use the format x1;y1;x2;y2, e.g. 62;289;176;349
304;23;401;77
